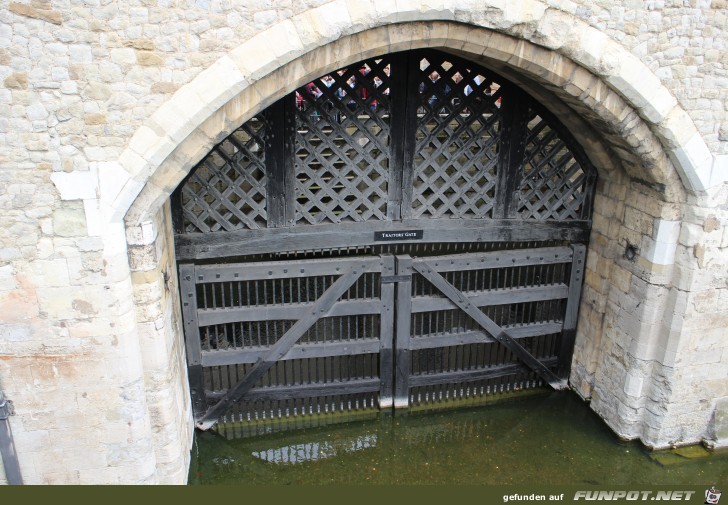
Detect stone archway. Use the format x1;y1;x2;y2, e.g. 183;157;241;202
111;7;722;482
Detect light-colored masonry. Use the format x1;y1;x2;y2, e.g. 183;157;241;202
0;0;726;484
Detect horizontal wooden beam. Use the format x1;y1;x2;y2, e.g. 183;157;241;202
192;255;383;283
205;378;381;402
175;219;590;261
408;357;558;387
197;298;383;326
410;284;568;313
195;283;566;327
411;246;573;273
201;338;382;366
408;321;563;350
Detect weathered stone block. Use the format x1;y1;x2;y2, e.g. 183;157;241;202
185;55;248;118
607;54;677;124
24;133;50;151
657;107;699;149
482;31;523;65
4;73;28;90
710;398;728;447
611;266;632;294
29;258;71;287
669;132;714;193
532;6;578;51
9;2;62;24
501;0;546;31
229;33;282;82
643;219;681;266
623;372;645;398
52;201;87;237
50;171;98;201
563;26;610;75
370;0;400;23
110;47;136;66
0;264;17;292
151;82;178;94
136;51;163;66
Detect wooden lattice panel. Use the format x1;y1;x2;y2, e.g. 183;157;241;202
179;116;268;233
172;49;598;262
411;55;502;219
294;58;391;224
517;113;590;220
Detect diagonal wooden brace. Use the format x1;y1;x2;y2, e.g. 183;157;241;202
196;267;364;431
412;260;567;390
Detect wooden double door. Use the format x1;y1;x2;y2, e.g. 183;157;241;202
179;242;585;435
172;49;596;436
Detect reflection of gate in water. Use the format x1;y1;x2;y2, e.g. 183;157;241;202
173;49;596;437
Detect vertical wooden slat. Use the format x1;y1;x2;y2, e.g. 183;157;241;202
582;169;599;221
170;185;186;234
266;98;284;228
387;53;408;221
179;263;207;418
557;243;587;378
378;255;395;407
495;87;531;219
265;96;295;228
394;255;413;408
282;95;296;227
398;53;421;219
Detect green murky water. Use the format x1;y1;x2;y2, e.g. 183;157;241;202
188;391;728;485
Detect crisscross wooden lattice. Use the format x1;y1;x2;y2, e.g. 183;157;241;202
517;113;590;220
294;58;392;224
179;116;268;233
411;55;502;219
173;49;598;261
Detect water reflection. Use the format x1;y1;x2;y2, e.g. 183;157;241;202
189;391;728;485
251;433;378;465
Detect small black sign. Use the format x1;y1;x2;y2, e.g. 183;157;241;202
374;230;423;241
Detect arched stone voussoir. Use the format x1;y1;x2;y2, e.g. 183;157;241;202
118;2;715;228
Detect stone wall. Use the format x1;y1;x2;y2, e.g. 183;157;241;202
127;201;192;483
0;0;726;483
572;177;728;446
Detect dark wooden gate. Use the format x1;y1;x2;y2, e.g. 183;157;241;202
179;255;396;436
172;49;597;435
394;245;585;410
